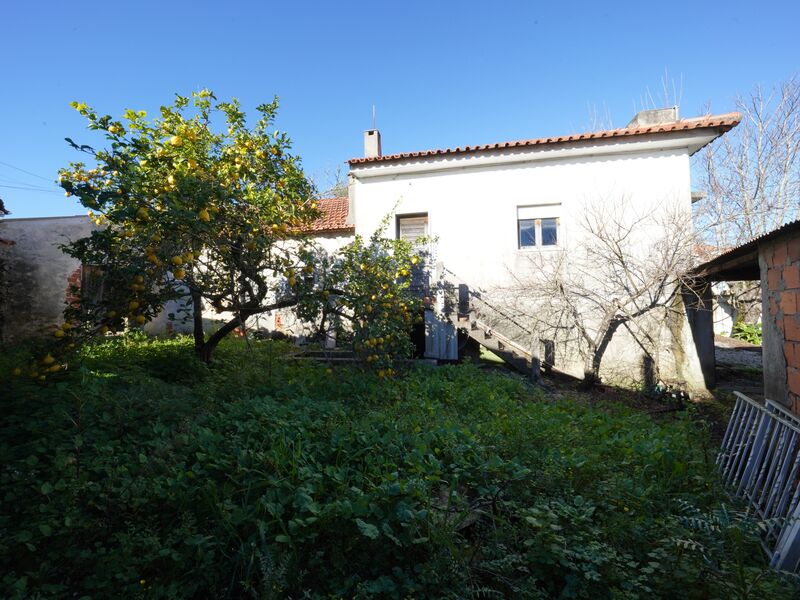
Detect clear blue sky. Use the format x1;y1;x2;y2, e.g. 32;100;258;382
1;0;797;218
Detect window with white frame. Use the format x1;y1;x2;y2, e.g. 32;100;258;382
517;205;560;249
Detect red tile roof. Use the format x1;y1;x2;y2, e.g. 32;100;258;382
303;197;353;234
348;113;742;165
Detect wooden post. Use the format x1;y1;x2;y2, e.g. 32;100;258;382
529;332;541;382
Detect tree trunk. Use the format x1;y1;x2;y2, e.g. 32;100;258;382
191;289;205;356
193;298;300;363
582;317;625;388
197;315;244;363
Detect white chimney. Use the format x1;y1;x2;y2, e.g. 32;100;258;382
364;129;381;158
627;106;680;128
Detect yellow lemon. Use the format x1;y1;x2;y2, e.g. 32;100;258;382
135;315;146;325
198;209;211;222
171;256;183;266
173;268;185;279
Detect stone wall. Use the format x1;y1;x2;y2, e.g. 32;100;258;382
0;216;95;344
760;236;800;412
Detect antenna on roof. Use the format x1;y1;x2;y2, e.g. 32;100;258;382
372;104;376;130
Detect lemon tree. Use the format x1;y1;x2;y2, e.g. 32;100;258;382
45;90;421;368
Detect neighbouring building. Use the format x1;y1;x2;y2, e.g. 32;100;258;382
0;199;354;345
239;196;355;339
695;219;800;413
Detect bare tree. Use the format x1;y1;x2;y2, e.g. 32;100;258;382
695;76;800;252
312;164;349;199
490;199;697;387
634;68;684;116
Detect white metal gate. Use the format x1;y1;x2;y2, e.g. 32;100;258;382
717;392;800;571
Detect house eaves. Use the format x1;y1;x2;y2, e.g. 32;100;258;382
348;113;741;179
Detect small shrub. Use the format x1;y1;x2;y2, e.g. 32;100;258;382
731;321;762;345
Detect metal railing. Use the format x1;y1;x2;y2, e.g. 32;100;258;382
717;391;800;571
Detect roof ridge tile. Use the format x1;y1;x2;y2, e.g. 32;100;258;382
349;112;742;165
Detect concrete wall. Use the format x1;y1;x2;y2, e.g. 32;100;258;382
350;136;712;389
0;215;96;344
0;213;354;346
760;236;800;411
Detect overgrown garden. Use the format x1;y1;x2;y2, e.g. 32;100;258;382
2;335;795;598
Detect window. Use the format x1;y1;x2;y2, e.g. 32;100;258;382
517;205;560;249
397;214;430;292
397;215;428;246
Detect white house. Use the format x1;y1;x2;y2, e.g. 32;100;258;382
345;109;741;388
2;110;742;391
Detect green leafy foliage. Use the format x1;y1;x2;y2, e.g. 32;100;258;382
46;90;422;371
731;321;763;346
1;336;794;598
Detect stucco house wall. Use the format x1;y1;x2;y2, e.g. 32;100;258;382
351;147;691;289
348;117;738;389
180;198;356;341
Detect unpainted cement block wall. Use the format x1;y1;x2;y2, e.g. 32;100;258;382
760;236;800;412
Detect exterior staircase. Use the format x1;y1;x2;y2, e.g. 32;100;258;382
453;313;534;374
442;274;542;377
424;264;544;376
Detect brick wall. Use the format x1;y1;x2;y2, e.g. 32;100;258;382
763;236;800;413
66;266;82;307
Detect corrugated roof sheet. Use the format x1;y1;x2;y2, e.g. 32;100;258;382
695;218;800;276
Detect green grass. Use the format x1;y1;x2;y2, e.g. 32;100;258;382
0;335;795;598
478;345;506;365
